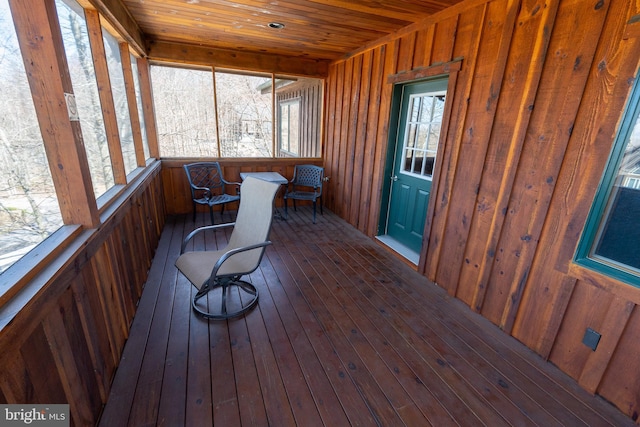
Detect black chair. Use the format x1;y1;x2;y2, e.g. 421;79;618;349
184;162;240;225
283;165;324;223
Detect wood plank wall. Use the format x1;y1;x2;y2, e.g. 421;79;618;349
323;0;640;420
0;165;165;426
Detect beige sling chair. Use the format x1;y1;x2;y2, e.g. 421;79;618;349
175;176;280;319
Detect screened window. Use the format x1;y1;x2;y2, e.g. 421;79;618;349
0;0;64;274
149;65;323;158
576;73;640;286
279;99;300;156
103;30;136;175
216;71;273;157
151;65;218;157
130;54;150;160
56;0;113;197
274;76;323;158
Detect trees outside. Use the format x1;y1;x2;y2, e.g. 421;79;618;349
1;0;118;274
103;29;136;175
57;0;114;197
150;65;219;158
151;66;274;158
215;71;272;157
130;54;150;160
151;67;325;159
0;0;63;273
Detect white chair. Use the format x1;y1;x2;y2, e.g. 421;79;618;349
175;176;280;319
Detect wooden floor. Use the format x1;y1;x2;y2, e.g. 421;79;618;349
98;207;633;427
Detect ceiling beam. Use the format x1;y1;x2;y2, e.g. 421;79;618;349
147;40;330;78
78;0;147;56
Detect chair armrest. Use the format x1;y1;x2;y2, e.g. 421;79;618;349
222;179;241;186
189;185;212;199
190;184;211;193
222;180;241;194
210;241;273;280
180;222;236;254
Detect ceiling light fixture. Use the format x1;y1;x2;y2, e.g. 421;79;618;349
268;22;285;29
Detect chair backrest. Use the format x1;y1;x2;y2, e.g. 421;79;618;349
223;176;280;273
184;162;225;197
292;165;324;195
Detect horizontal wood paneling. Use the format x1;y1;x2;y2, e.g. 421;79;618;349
0;164;165;426
323;0;640;421
147;40;330;78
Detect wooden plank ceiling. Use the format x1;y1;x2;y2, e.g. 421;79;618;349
119;0;465;61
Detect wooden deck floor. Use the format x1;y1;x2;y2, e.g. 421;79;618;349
98;207;633;426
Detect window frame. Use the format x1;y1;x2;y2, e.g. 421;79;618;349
574;69;640;288
278;97;301;156
399;91;446;181
1;0;159;287
150;63;219;158
102;27;137;176
150;63;324;159
0;0;65;275
214;69;274;158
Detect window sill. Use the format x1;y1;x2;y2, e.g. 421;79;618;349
568;261;640;305
0;162;162;330
0;224;85;327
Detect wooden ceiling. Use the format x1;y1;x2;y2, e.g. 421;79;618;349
117;0;465;62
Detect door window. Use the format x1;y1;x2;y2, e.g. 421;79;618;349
401;92;446;179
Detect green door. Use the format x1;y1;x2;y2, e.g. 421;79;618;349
384;79;447;253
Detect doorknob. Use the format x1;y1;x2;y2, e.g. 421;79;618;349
392;175;398;181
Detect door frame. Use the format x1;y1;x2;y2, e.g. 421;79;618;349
378;61;461;266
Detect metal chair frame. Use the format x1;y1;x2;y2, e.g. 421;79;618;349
176;177;280;320
284;165;324;223
184;162;240;225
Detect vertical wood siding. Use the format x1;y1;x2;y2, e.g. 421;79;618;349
0;166;165;426
323;0;640;419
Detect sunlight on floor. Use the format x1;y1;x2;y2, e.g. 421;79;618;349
375;235;419;265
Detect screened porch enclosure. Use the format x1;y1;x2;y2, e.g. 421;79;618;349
1;0;640;425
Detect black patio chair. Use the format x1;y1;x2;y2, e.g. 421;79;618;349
283;165;324;223
183;162;240;225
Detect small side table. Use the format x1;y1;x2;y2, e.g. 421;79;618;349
240;172;289;219
240;171;288;185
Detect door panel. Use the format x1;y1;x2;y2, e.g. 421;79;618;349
392;184;411;230
385;78;448;253
411;189;430;237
